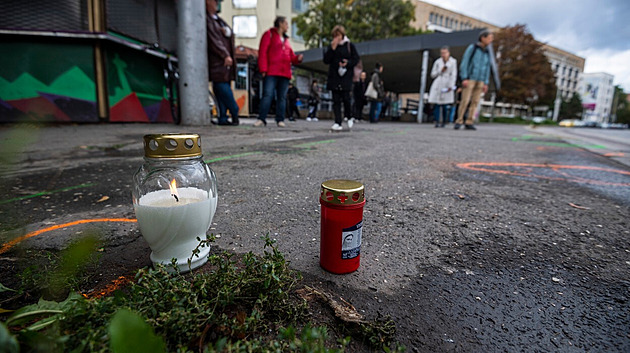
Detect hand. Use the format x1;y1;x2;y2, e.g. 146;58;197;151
331;36;341;49
462;80;469;88
339;59;347;67
441;66;447;72
261;72;266;78
483;84;488;94
297;54;304;62
224;56;233;67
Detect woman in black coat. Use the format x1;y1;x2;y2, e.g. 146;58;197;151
323;25;360;131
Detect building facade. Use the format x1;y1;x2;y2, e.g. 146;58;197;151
218;0;307;51
579;72;615;122
410;0;586;118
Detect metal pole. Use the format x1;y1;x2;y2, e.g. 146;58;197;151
489;91;496;123
417;50;429;123
177;0;210;125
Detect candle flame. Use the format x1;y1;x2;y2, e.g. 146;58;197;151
169;179;180;202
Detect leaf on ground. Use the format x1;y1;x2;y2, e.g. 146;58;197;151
0;322;19;353
97;196;110;203
0;283;16;293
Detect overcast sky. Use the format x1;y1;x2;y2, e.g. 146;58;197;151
423;0;630;91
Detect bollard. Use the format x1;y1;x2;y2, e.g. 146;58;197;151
319;179;365;274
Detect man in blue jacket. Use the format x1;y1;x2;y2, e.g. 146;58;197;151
455;30;494;130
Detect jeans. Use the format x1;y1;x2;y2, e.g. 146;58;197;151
332;89;351;125
212;81;239;123
433;104;451;125
258;75;289;122
369;101;382;122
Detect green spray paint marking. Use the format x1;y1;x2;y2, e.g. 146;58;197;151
0;183;96;205
511;136;606;149
204;151;263;164
293;139;336;148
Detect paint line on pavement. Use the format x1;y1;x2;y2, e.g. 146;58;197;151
204;151;263;164
0;218;137;255
293;139;336;148
0;183;96;205
512;137;606;149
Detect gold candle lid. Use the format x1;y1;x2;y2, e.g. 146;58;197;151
143;133;202;158
320;179;365;205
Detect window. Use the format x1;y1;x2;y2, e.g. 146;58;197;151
292;0;306;12
233;15;257;38
429;13;435;23
291;24;303;42
235;63;248;90
232;0;256;9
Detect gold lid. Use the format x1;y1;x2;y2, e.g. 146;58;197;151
143;133;202;158
320;179;365;205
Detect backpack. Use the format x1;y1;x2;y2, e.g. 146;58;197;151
457;44;481;85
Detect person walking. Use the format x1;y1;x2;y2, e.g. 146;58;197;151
368;62;385;123
306;79;320;121
353;71;368;121
428;46;457;128
206;0;239;126
323;25;360;131
286;82;301;121
255;16;303;127
455;30;494;130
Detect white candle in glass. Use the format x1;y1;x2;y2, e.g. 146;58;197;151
134;186;217;271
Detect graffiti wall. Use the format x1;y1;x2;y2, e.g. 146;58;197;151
0;41;99;123
0;39;175;123
105;43;174;123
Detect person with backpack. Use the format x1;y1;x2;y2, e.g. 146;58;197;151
323;25;360;131
455;30;494;130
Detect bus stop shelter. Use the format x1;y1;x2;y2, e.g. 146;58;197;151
296;29;500;122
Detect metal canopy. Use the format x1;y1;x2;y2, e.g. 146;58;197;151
296;29;499;94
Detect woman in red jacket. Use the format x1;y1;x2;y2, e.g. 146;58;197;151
255;16;303;127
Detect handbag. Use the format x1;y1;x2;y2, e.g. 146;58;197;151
364;82;378;99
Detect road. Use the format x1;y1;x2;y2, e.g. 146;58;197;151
1;120;629;351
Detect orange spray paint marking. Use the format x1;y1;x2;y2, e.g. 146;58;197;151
0;218;137;255
82;275;133;299
456;162;630;187
604;152;625;157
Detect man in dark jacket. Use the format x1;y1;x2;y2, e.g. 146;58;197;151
286;82;300;121
206;0;239;125
353;71;368;121
323;25;360;131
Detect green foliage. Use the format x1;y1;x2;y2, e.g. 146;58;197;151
0;322;19;353
494;24;557;108
293;0;422;49
559;94;583;119
109;309;166;353
613;85;630;124
2;236;403;352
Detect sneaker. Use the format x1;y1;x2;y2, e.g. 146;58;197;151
343;117;348;122
306;117;312;121
453;123;461;130
331;123;342;131
277;121;286;127
253;119;266;127
289;118;296;122
231;117;240;126
348;118;354;129
464;125;476;130
313;117;319;121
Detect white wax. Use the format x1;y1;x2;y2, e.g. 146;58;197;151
134;187;217;267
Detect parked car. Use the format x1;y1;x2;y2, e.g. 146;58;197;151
559;119;584;127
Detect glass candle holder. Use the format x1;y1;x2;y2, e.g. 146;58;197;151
132;133;217;272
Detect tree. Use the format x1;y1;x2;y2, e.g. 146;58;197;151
559;94;583;120
293;0;421;49
494;24;557;110
613;85;630;124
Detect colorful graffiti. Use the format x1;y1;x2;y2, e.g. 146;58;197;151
0;40;174;123
0;42;98;122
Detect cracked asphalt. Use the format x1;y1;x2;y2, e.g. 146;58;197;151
1;120;629;352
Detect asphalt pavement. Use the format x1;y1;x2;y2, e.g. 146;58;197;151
1;119;629;352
